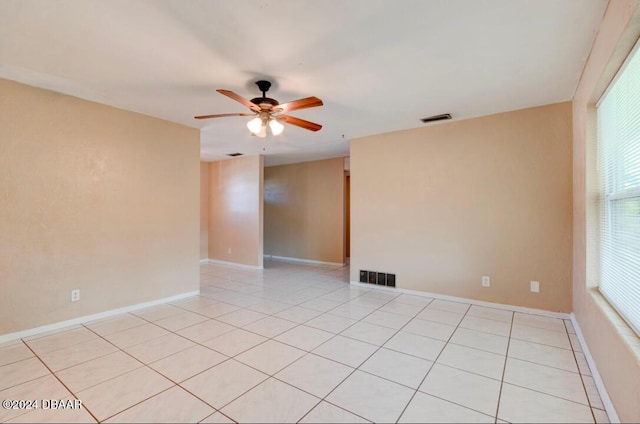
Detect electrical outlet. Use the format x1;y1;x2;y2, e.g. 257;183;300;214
530;280;540;293
71;289;80;302
228;248;232;254
482;276;490;287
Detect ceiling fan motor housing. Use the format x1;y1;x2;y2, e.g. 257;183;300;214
250;97;279;107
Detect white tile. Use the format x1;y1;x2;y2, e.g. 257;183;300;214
436;343;505;380
575;351;592;376
498;383;594;423
274;325;334;351
56;351;141;392
564;319;576;334
300;401;370;423
105;386;213;423
154;311;209;332
583;375;605;410
459;315;511;337
419;364;500;416
104;323;170;349
327;371;414;423
235;340;306;375
0;357;50;391
399;392;494;423
404;318;456;341
132;304;185;322
26;327;98;355
416;308;464;326
384;331;446;361
427;299;470;314
175;319;235;343
171;296;218;314
221;378;319;423
7;396;96;423
299;298;342;312
340;321;397;346
466;305;513;323
569;333;583;352
449;327;508;355
247;300;292;315
349;296;389;308
242;316;298;338
508;338;578;372
306;314;357;333
274;306;322;323
378;301;424;317
39;337;117;371
503;357;588;404
215;308;268;326
275;353;353;398
78;367;173;422
328;303;376;320
363;310;412;330
511;324;572;349
181;359;268;409
513;312;566;332
150;345;226;383
85;314;148;336
203;328;267;357
593;408;609;423
313;336;377;367
124;333;195;364
200;412;235;423
0;375;71;423
198;302;242;318
361;348;433;388
393;294;434;307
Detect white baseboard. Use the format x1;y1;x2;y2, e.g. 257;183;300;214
204;258;263;270
570;313;620;423
350;281;571;319
264;255;344;267
0;290;199;344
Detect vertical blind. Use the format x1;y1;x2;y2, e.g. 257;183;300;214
597;39;640;336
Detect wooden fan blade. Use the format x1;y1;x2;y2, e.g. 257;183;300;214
275;96;323;113
194;113;255;119
279;115;323;132
217;89;261;112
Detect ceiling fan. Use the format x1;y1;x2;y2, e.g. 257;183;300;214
195;80;323;137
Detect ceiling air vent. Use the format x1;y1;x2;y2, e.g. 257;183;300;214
420;113;452;124
227;153;243;157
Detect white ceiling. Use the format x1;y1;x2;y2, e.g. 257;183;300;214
0;0;606;166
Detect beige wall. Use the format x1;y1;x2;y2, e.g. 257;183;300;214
572;1;640;421
264;158;345;264
0;78;200;335
351;102;573;312
200;162;209;260
208;156;264;268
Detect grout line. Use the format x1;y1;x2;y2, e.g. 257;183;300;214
394;302;472;423
12;262;586;423
565;319;599;424
494;310;515;423
20;341;101;423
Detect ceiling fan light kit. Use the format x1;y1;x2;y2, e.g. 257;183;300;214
195;80;323;138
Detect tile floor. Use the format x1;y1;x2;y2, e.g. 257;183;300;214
0;260;610;423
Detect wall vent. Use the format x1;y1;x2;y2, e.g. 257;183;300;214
227;152;243;157
420;113;452;124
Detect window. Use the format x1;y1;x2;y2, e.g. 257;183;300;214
597;39;640;336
